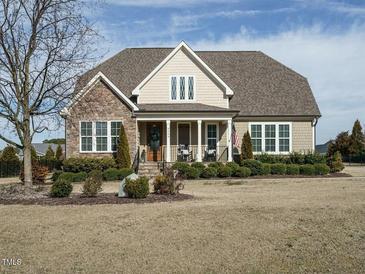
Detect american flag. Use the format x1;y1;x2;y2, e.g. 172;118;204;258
232;123;240;148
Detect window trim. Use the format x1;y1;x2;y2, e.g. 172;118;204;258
79;120;123;153
169;75;196;102
248;122;292;155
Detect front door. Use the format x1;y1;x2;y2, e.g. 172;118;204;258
147;122;163;161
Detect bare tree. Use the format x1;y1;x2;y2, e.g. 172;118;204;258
0;0;99;186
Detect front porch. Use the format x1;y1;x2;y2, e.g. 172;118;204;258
137;119;233;163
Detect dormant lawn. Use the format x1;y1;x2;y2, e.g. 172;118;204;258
0;169;364;273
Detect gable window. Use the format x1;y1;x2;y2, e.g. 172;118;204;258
170;75;195;101
249;123;291;154
80;122;93;152
171;76;177;100
80;121;122;152
111;121;122;152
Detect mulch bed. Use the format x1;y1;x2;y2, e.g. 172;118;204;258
0;193;193;206
246;172;352;179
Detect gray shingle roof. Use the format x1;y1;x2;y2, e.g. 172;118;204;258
77;48;320;117
137;103;239;113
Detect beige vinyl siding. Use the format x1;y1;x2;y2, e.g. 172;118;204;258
234;119;314;153
138;48;228;108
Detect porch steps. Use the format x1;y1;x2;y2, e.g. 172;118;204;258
138;162;161;178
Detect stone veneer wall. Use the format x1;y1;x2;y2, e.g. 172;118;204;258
65;80;137;160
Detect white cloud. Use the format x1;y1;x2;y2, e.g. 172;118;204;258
191;24;365;143
104;0;238;8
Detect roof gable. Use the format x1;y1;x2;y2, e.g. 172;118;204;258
63;72;138;115
132;41;234;97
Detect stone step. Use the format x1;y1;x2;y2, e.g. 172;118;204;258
138;162;161;177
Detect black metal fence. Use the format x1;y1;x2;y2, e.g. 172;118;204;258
342;154;365;165
0;159;63;178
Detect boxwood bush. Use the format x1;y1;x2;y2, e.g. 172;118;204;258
171;162;190;176
125;176;149;198
103;168;133;181
314;163;330;175
186;167;200;179
63;157;116;173
191;162;205;173
300;164;315;176
235;166;251;177
50;179;73;198
208;162;224;169
286;164;300;175
58;172;87;183
271;163;287;175
241;159;263;176
262;164;271;175
217;166;232;177
51;170;63;182
226;162;240;174
201;167;218;178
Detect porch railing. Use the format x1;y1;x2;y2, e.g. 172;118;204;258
161;145;228;162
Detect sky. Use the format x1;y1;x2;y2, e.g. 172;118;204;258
1;0;365;148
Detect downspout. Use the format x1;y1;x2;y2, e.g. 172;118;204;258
312;117;319;152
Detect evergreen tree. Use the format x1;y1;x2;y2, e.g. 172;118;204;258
240;131;253;160
0;146;19;162
116;124;131;168
349;119;365;154
55;145;64;160
328;131;351;157
45;145;55;160
329;151;344;173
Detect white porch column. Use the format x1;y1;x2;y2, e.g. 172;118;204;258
197;120;202;162
227;119;233;162
166;120;171;162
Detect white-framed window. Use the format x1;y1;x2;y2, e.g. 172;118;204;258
96;122;108;152
249;122;292;154
251;124;262;152
111;121;122;152
80;122;93;152
170;75;195;101
80;121;123;153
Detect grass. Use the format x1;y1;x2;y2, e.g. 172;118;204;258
0;176;365;273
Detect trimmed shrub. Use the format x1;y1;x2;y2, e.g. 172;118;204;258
226;162;240;174
208;162;224;169
58;172;87;183
88;170;103;181
262;163;271;175
255;153;288;164
218;166;232;177
241;159;263;176
82;176;103;197
235;166;251;177
201;167;218;178
191;162;205;173
154;168;184;194
171;162;190;176
241;131;254;160
289;152;306;165
115;124;131;168
304;152;326;164
51;170;63;182
286;164;300;175
125;176;149;198
63;157;116;173
103;168;133;181
314;163;330;175
300;164;315;176
186;167;200;179
51;179;73;198
271;163;286;175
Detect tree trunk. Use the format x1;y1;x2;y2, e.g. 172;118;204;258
23;114;32;187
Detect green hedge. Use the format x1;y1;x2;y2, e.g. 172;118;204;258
103;168;133;181
255;152;326;165
300;164;315;175
201;167;218;178
125;176;149;198
217;166;232;177
314;164;330;175
262;163;271;175
234;167;251;177
241;160;263;176
286;164;300;175
63;157;116;173
50;179;73;198
271;163;286;175
58;172;88;182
